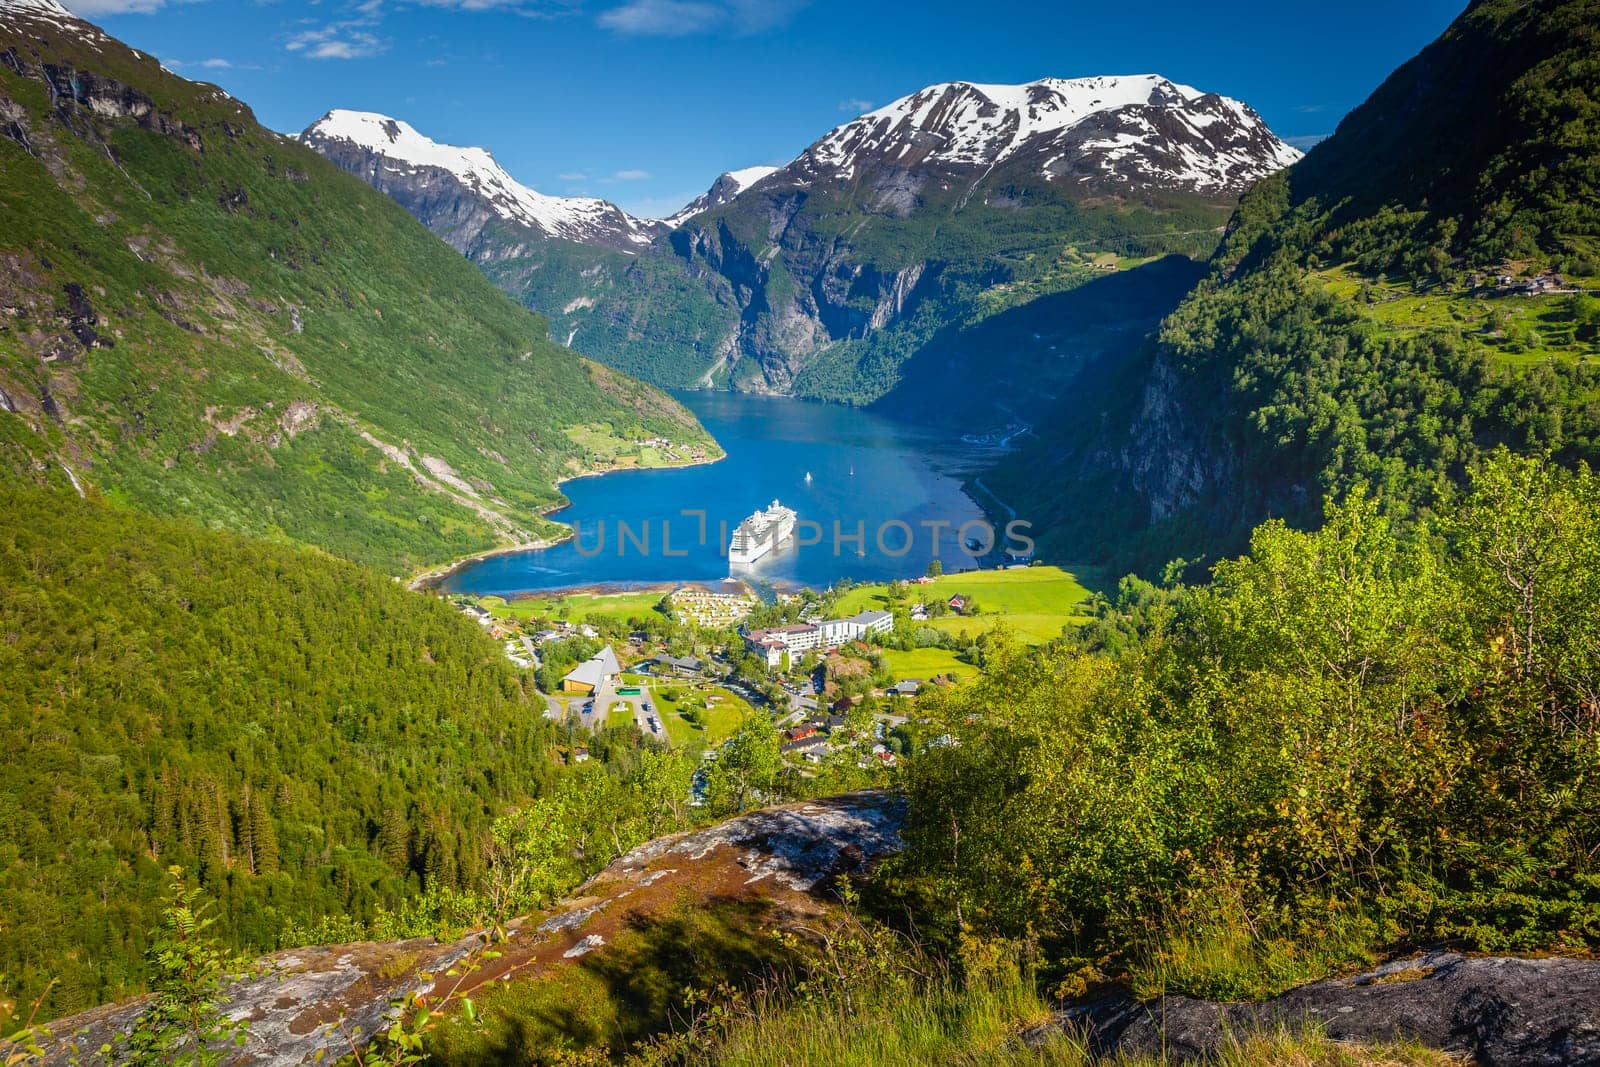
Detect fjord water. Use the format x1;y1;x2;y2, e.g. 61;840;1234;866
439;392;998;596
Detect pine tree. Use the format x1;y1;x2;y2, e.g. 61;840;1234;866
376;806;411;873
249;794;278;876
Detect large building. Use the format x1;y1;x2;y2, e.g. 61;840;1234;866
744;610;893;668
562;645;621;695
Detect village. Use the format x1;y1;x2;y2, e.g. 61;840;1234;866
448;563;1091;787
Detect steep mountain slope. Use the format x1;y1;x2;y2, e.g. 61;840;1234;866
0;484;555;1018
991;0;1600;575
309;77;1299;413
299;109;664;254
0;2;715;575
551;75;1303;407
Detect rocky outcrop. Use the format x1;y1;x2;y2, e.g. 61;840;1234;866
1038;952;1600;1065
36;793;906;1066
1115;352;1235;524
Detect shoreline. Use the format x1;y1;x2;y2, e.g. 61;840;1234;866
498;577;755;602
405;446;726;593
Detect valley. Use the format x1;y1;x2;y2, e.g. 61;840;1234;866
301;75;1297;416
4;0;1600;1063
434;391;1003;596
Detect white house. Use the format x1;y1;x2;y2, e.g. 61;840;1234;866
744;609;894;668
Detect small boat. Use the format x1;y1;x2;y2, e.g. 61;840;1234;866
804;471;813;484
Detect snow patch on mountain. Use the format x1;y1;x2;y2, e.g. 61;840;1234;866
723;165;780;192
802;74;1301;194
300;110;660;248
2;0;106;41
662;164;780;228
1;0;76;20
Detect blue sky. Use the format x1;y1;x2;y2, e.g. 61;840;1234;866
66;0;1464;218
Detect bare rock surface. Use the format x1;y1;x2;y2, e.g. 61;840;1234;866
37;792;904;1066
1040;952;1600;1065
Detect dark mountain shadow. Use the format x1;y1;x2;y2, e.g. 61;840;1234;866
874;254;1205;430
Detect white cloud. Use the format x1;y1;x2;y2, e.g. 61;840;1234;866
406;0;584;13
164;56;262;72
622;190;703;218
558;171;588;181
837;97;872;114
594;168;653;184
278;0;578;62
64;0;186;13
598;0;719;35
1284;134;1330;149
599;0;805;36
286;18;388;60
415;0;562;8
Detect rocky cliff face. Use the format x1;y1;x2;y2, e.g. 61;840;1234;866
303;78;1300;403
637;76;1300;396
1042;951;1600;1065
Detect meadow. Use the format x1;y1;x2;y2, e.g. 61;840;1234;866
836;565;1095;646
477;588;669;626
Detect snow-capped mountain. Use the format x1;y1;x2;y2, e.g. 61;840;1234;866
1;0;80;26
662;165;780;228
303;75;1303;403
1;0;112;44
299;110;665;254
786;74;1301;196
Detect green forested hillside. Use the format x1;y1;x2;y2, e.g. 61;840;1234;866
898;452;1600;993
0;486;560;1017
576;183;1234;411
992;0;1600;575
0;6;715;575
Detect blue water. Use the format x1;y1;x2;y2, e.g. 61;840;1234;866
438;391;1004;596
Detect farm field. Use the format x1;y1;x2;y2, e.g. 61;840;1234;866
1313;265;1600;369
881;646;970;682
650;683;751;749
836;565;1094;645
476;589;668;626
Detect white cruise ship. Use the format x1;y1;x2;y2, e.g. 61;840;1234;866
728;500;797;566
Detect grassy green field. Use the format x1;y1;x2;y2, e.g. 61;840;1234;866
881;647;970;682
1314;265;1600;369
651;683;750;749
477;589;668;626
837;565;1094;645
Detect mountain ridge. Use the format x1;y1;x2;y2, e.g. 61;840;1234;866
988;0;1600;575
0;0;716;574
661;163;780;227
298;109;665;253
793;74;1301;194
304;72;1300;406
